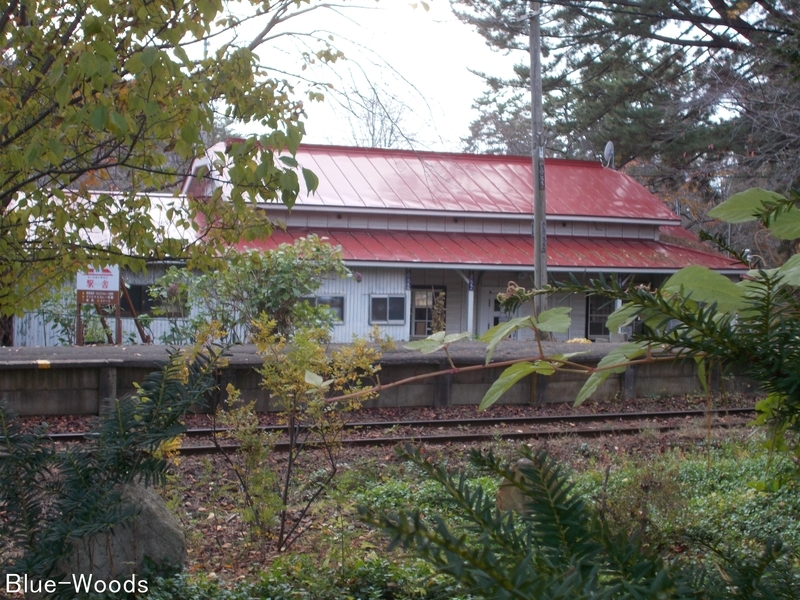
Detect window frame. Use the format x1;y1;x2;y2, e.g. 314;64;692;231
120;284;156;318
300;295;345;323
370;295;406;325
586;294;614;340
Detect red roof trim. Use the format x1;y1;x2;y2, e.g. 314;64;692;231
241;229;744;272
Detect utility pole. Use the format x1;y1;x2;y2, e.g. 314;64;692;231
529;1;547;317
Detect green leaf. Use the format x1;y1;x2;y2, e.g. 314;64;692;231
109;112;128;134
663;265;746;312
173;45;190;65
140;48;159;68
302;167;319;194
549;351;590;362
124;53;143;74
479;316;533;364
406;331;470;353
279;156;298;167
707;188;786;223
596;342;647;370
574;342;646;406
280;170;299;194
533;306;571;333
767;208;800;240
89;105;108;131
47;139;65;162
55;79;73;107
775;254;800;286
606;303;640;331
443;332;470;343
695;357;708;394
286;125;302;153
180;123;198;144
304;370;323;387
574;371;609;408
77;52;98;76
403;339;439;353
82;16;103;36
405;331;446;354
24;143;41;166
479;361;555;410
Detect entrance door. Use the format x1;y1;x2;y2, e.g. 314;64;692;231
479;289;517;338
411;287;446;337
586;294;614;340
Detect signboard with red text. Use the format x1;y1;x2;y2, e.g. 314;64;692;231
77;265;120;293
77;266;120;304
75;265;121;345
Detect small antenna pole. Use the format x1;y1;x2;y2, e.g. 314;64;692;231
603;141;615;169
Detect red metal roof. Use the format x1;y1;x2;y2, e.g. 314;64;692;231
241;229;743;272
288;145;681;223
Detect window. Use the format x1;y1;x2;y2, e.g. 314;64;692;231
302;295;345;322
370;295;405;324
411;287;446;337
586;294;614;339
118;284;187;318
121;285;155;317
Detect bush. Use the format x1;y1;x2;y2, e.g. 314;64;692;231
364;444;800;599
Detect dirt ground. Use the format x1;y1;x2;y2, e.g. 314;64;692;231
155;392;759;584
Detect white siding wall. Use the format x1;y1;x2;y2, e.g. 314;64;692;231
316;267;408;343
13;312;190;347
267;209;661;240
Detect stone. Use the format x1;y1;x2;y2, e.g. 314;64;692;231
496;458;533;514
64;484;185;578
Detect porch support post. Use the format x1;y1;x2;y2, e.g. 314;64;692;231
405;269;412;341
456;270;476;337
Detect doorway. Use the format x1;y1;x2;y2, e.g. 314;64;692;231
478;288;517;338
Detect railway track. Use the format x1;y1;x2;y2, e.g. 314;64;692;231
45;407;755;454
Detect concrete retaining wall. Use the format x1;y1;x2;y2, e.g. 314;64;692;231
0;343;758;416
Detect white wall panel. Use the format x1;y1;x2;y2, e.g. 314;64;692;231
444;218;466;233
368;214;389;230
464;220;484;233
307;213;328;228
13;312;193;347
317;268;407;342
572;222;589;237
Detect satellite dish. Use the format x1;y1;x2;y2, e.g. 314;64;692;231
603;141;615;169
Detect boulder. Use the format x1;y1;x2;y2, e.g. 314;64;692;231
496;458;533;514
65;484;185;578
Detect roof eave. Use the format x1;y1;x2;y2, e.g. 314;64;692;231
257;203;680;227
343;260;744;275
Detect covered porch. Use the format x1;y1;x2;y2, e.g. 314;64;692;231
252;228;744;343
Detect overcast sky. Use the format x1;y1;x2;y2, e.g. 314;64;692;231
235;0;518;152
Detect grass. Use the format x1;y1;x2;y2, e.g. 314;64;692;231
155;430;800;598
570;436;800;562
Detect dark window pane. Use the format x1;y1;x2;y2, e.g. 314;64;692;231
318;296;344;321
371;297;387;322
120;285;150;316
388;297;405;321
587;295;612;338
121;285;140;314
